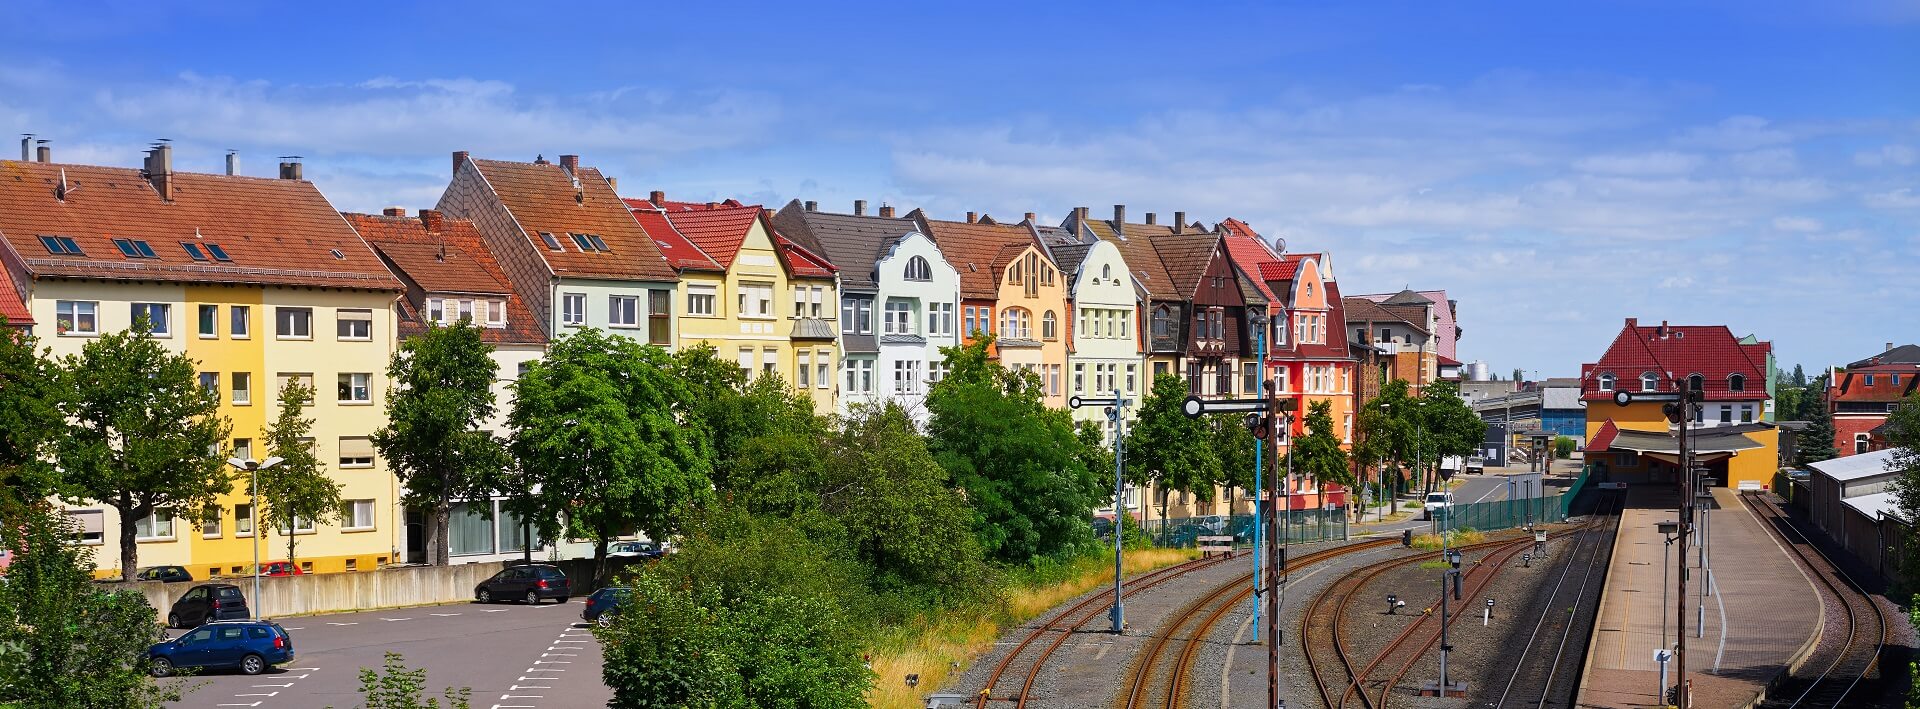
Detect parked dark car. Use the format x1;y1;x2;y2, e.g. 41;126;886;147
607;541;664;561
581;586;632;626
135;565;194;583
475;564;571;604
149;620;293;676
166;583;250;628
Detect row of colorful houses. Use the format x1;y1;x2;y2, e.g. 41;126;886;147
0;145;1463;576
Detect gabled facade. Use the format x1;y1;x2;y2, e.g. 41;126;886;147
1343;292;1439;393
1037;226;1141;437
0;146;404;578
1828;344;1920;456
346;208;561;564
1356;288;1461;362
1063;205;1190;382
630;193;839;413
1580;318;1779;488
436;152;678;349
772;200;959;423
922;214;1067;407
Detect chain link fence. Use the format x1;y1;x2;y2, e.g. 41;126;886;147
1144;507;1350;548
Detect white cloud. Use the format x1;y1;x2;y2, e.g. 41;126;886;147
1864;188;1920;209
1729;147;1798;174
1573;151;1701;175
1677;115;1793;151
1854;144;1917;166
1772;216;1822;232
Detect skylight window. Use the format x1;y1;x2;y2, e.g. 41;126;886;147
586;234;609;251
112;238;158;259
38;235;83;255
180;242;208;261
569;233;597;252
538;232;564;251
205;244;232;262
330;249;346;260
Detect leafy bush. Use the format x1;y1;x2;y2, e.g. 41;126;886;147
339;652;470;709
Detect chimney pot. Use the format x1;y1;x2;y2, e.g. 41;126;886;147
804;200;818;212
854;199;867;216
35;145;49;163
226;151;239;176
966;211;977;223
1113;204;1126;226
452;151;469;176
278;161;303;181
1076;206;1089;221
1145;212;1157;225
649;190;666;205
1625;317;1638;329
383;206;407;217
707;201;720;209
1887;342;1895;353
1024;212;1036;223
419;209;445;233
1174;211;1186;234
149;144;175;201
559;154;579;172
18;136;29;162
879;204;896;218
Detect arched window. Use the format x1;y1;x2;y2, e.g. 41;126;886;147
1597;373;1615;392
1001;307;1032;338
1856;433;1870;455
904;256;932;281
1687;374;1704;392
1041;311;1057;340
1152;304;1175;339
1101;265;1112;281
1640;372;1659;392
1727;374;1746;392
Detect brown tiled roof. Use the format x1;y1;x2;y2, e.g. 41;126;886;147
1077;219;1181;300
1342;297;1427;334
1148;232;1221;300
0;160;400;290
921;217;1038;300
346;211;545;345
466;158;674;281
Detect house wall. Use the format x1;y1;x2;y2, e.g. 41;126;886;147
1834;415;1889;457
872;231;960;425
549;277;676;348
1067;241;1142;441
995;245;1069;408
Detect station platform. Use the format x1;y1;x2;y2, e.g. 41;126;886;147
1576;486;1820;708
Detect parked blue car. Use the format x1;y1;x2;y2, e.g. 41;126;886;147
149;620;294;676
581;586;632;626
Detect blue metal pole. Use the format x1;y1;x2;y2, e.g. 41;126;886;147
1252;324;1265;642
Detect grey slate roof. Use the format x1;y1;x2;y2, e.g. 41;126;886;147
1608;424;1769;455
1383;289;1434;305
998;337;1042;348
842;333;879;354
880;334;927;346
771;200;921;291
1849;344;1920;368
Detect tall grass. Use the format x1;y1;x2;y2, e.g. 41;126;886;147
863;546;1195;709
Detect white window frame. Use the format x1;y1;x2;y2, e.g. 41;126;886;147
134;509;176;541
342;499;376;531
815;350;830;390
276;307;313;340
487;299;506;326
55;300;98;336
797;351;811;388
561;292;586;326
231;372;252;405
738;282;774;319
132;302;171;337
338;373;373;405
277;515;317;536
688;284;718;317
339;436;375;468
66;509;105;545
234;503;254;537
230;305;251;338
1640;372;1659;392
198;304;219;338
202;507;223;539
1597;373;1615;392
608;295;640;328
336;309;372;341
884;300;913;335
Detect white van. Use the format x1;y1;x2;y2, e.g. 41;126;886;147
1423;491;1453;520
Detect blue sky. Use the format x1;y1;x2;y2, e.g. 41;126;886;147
3;1;1915;376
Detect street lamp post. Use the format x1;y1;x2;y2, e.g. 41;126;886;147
225;455;285;620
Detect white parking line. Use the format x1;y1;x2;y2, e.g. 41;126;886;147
491;705;536;709
326;622;358;626
281;627;303;630
252;683;294;688
283;667;320;671
431;613;461;617
236;691;279;696
551;639;588;644
481;609;511;613
501;695;543;699
532;660;571;664
511;684;551;690
542;652;578;657
382;617;411;622
217;703;262;707
515;677;553;683
524;667;564;672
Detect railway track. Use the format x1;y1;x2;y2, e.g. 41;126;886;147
971;554;1231;708
1742;493;1888;708
1489;490;1623;708
1303;512;1608;709
1116;539;1397;709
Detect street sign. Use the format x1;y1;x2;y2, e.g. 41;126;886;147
1653;649;1672;663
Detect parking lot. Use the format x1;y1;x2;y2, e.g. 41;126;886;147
163;598;610;709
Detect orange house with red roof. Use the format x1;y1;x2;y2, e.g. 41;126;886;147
1580;318;1780;489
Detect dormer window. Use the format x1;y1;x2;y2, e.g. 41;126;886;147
38;235;83;255
1687;374;1704;392
1728;374;1746;392
1597;373;1615;392
904;256;932;281
112;238;158;259
1640;372;1659;392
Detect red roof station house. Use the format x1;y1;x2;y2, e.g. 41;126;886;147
1580;318;1780;490
1828;343;1920;456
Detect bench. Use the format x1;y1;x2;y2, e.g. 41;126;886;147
1197;535;1236;558
1737;480;1763;493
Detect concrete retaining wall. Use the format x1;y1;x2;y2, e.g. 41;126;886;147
120;557;641;621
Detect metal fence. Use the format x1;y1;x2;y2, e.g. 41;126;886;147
1146;508;1349;548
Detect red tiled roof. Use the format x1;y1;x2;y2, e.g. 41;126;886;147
345;211;545;345
1258;260;1300;282
466;158;675;281
0;266;30;325
775;232;836;279
0;159;400;291
1220;231;1280;302
1586;420;1620;451
1438;354;1462;366
624;198;759;270
922;217;1040;300
627;209;723;273
1579;319;1770;402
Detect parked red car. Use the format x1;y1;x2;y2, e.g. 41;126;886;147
242;562;304;577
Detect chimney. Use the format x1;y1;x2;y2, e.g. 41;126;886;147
1625;317;1637;329
1173;211;1186;234
452;151;469;176
1887;342;1895;353
879;204;896;218
707;201;721;209
559;154;579;173
649;190;666;206
534;154;549;165
382;206;407;217
278;160;303;181
1075;206;1089;222
854;199;867;216
966;211;977;223
606;176;618;192
18;135;29;162
419;209;445;233
1024;212;1036;223
148;143;175;201
35;144;49;163
1113;204;1126;226
804;200;818;212
225;150;240;176
1145;212;1157;225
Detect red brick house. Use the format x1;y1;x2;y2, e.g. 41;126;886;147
1829;344;1920;456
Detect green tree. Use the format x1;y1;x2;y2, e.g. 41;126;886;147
926;338;1104;561
260;377;343;570
1797;387;1839;466
0;320;63;499
373;322;508;566
341;652;472;709
1125;373;1223;525
0;500;190;707
1880;393;1920;588
1791;363;1807;388
822;402;983;593
1211;415;1257;511
54;323;231;581
1295;400;1353;491
511;329;712;580
1418;380;1486;493
1357;379;1418;510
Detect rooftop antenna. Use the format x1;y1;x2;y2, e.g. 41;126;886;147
56;167;75;200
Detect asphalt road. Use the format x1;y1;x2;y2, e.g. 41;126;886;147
1353;471;1522;534
163;597;609;709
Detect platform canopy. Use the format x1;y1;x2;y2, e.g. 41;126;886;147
1587;420;1767;465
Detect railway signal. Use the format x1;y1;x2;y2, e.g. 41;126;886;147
1069;391;1132;635
1483;597;1495;626
1183;381;1295;709
1386;593;1403;614
1617;386;1703;709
